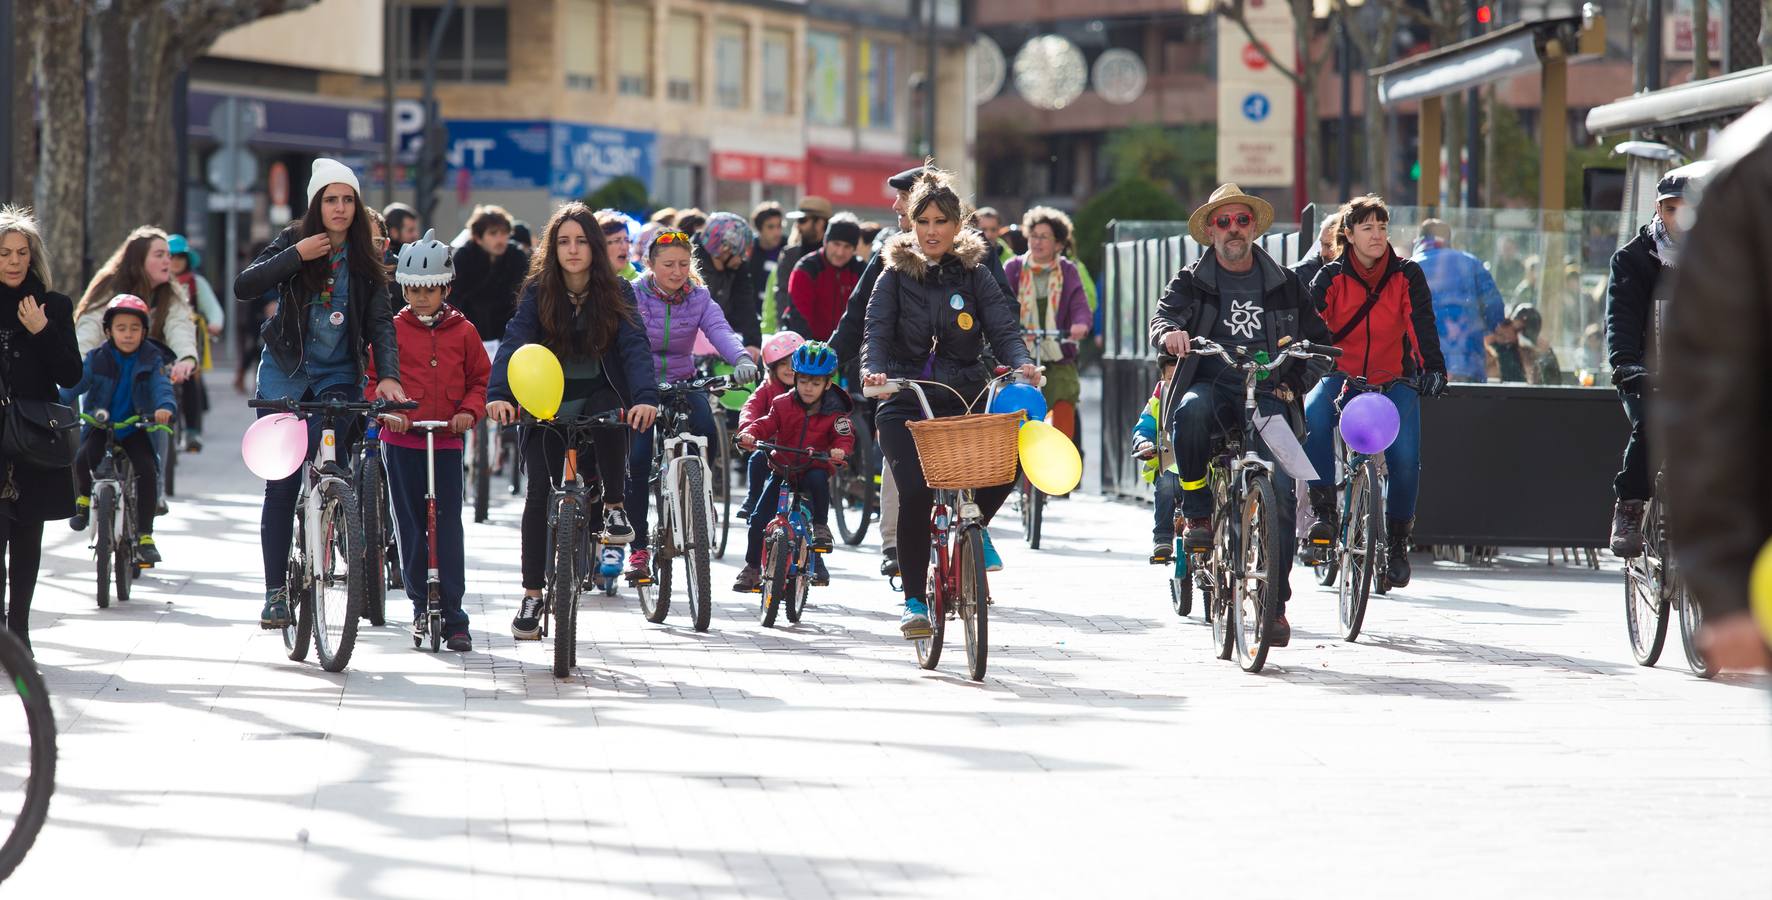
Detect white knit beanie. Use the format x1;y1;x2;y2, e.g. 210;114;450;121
307;158;361;205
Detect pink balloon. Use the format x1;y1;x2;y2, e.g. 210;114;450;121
241;413;309;481
692;331;717;356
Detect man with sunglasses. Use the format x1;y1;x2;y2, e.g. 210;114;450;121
1148;183;1335;647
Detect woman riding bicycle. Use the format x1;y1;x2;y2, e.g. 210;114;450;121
485;202;658;640
1002;207;1092;443
234;158;405;629
1301;194;1448;589
861;167;1036;638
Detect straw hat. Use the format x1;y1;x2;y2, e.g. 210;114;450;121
1187;183;1275;246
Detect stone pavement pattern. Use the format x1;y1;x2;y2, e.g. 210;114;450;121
7;396;1770;899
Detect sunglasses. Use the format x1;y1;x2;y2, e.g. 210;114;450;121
654;231;692;246
1214;213;1254;230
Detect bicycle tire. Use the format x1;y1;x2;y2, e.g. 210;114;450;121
1337;464;1379;643
551;500;578;678
1208;502;1234;660
835;428;874;546
1169;540;1192;617
473;421;492;524
163;425;177;498
785;565;809;624
959;524;989;681
1026;483;1043;550
760;532;790;628
683;462;713;633
1624;497;1670;667
0;630;56;883
359;458;388;626
916;552;946;671
93;485;114;610
312;480;364;673
1232;476;1282;673
710;415;732;559
114;503;133;604
1676;579;1716;679
284;541;313;662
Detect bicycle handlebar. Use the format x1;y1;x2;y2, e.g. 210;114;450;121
658;374;738;396
79;412;173;434
748;440;836;462
1186;336;1341;370
524;408;628;429
249;397;419;415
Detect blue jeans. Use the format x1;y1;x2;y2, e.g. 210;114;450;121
745;468;830;568
1169;381;1297;605
736;450;770;519
1152;471;1179;542
1302;373;1422;522
626;392;718;551
382;444;469;632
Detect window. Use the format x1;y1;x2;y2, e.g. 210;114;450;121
714;21;748;110
666;12;702;103
806;31;846;127
856;39;896;130
615;2;652;97
397;1;509;84
762;28;792;115
565;0;603;91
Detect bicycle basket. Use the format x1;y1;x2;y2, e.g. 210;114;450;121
906;412;1021;489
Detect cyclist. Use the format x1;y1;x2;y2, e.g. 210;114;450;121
694;213;762;355
487;203;657;639
596;210;642;282
860;167;1036;639
1300;195;1448;588
733;342;854;592
1149;183;1334;648
234;158;405;629
781;214;864;340
167;234;223;452
1004;207;1092;445
67;295;176;566
1131;354;1180;563
367;229;489;653
737;331;806;523
624;227;759;579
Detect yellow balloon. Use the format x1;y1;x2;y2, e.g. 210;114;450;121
509;343;564;420
1751;538;1772;648
1018;419;1082;495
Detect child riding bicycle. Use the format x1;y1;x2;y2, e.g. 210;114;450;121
1130;353;1180;564
69;295;177;566
733;342;852;592
367;230;489;652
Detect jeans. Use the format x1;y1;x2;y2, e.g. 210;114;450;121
1615;388;1651;502
1302;373;1423;522
1168;380;1297;605
627;391;718;552
1152;471;1179;542
259;384;364;592
382;444;469;632
744;467;831;567
76;428;158;534
736;450;770;519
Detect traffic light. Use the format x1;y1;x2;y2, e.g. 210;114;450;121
1476;5;1492;25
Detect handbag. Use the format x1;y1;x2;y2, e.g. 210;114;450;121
0;331;78;470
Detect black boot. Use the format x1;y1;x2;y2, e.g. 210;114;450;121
1386;518;1414;588
1302;485;1338;564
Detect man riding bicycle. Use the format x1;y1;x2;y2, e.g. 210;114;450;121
1149;184;1334;647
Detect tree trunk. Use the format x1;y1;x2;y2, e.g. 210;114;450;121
86;8;137;271
24;0;87;292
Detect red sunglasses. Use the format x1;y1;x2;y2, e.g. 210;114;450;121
1214;213;1254;230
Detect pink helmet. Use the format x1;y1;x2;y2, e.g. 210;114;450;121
762;331;806;366
103;294;152;329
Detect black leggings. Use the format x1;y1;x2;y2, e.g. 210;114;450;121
0;518;45;650
876;393;1015;602
521;421;628;591
179;374;206;434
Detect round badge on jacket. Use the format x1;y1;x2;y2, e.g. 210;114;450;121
949;294;965;310
957;312;975;331
329;310;345;327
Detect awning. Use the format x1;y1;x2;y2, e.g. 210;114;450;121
1371;15;1596;108
1585;65;1772;135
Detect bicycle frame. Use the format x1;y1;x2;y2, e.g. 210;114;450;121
651;377;731;556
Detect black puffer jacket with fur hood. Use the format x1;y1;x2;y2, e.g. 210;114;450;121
861;230;1031;390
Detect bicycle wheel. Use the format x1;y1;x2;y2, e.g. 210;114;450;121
1337;463;1380;643
284;534;313;662
958;524;990;681
358;457;388;626
1675;576;1716;679
760;532;790;628
1023;480;1044;550
916;550;946;671
834;429;875;546
709;415;732;559
1624;497;1670;667
113;497;133;604
551;501;579;678
472;420;492;523
0;629;56;882
1208;504;1234;660
682;462;713;633
1169;540;1193;617
93;484;114;609
163;424;177;498
1232;476;1282;673
311;480;364;673
785;561;809;625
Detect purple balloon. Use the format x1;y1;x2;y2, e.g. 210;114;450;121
1341;392;1400;455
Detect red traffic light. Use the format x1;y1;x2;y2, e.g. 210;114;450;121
1476;5;1493;24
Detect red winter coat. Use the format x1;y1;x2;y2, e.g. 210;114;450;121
1308;249;1445;385
365;304;490;451
783;252;864;340
740;387;856;473
739;375;792;432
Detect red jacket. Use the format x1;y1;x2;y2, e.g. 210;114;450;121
365;304;490;450
739;375;792;432
783;252;864;340
1309;249;1445;385
740;387;855;473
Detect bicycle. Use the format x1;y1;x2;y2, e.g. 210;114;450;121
1624;471;1715;678
747;442;836;628
1177;336;1341;673
355;421;394;627
863;368;1033;682
530;408;629;678
248;396;417;672
1010;328;1071;551
80;412;172;609
634;374;731;633
831;380;878;546
0;628;55;882
387;419;459;652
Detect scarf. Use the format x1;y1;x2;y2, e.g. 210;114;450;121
1016;256;1065;363
1651;216;1680;268
642;273;690;307
1349;248;1387;287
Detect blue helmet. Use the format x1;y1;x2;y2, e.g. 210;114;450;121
791;341;839;377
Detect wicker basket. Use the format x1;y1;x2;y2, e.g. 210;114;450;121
906;412;1022;489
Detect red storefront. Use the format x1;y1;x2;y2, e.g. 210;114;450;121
711;151;804;212
804;147;921;218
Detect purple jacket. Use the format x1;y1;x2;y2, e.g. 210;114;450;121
632;276;747;381
1003;255;1092;363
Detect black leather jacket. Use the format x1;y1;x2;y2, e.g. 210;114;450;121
234;225;400;385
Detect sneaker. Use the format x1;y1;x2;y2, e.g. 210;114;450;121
626;549;652;581
899;597;932;639
733;565;763;593
602;507;635;544
70;496;90;532
511;596;545;640
811;523;834;553
980;529;1003;572
135;535;162;567
260;589;292;629
1268;613;1292;648
1182;517;1213;552
598;546;624;577
446;631;473;652
811;554;830;586
184;433;204;453
412;615;427;643
1150;541;1173;565
880;546;900;578
1609;500;1646;559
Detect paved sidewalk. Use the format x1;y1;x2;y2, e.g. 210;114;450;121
7;392;1769;899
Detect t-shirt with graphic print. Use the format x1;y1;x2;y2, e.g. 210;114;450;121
1198;262;1266;385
